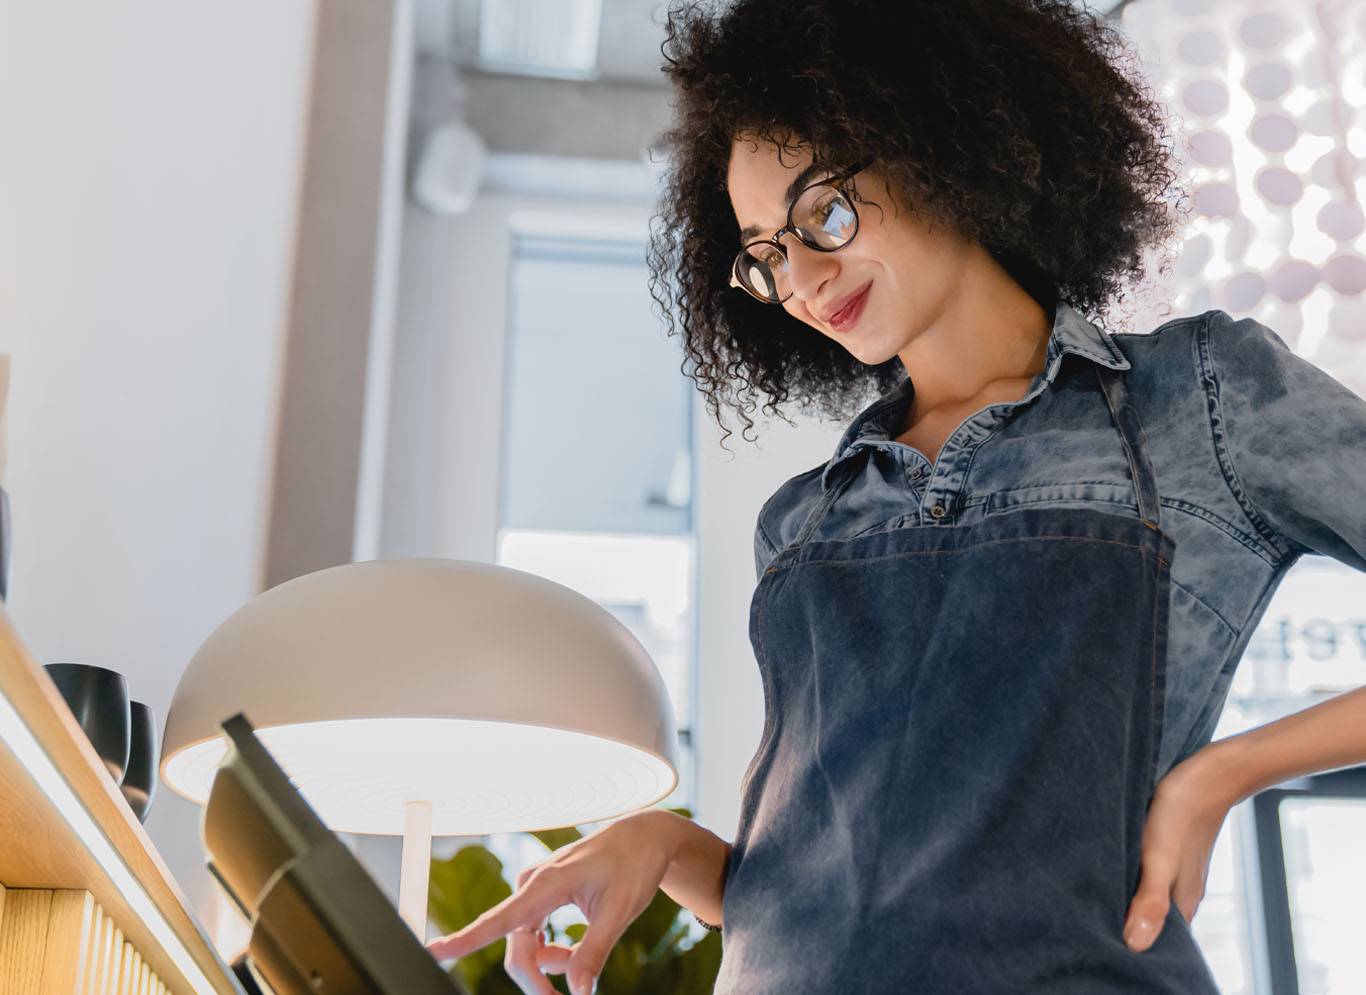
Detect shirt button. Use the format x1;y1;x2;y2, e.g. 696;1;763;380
910;466;924;480
929;504;948;519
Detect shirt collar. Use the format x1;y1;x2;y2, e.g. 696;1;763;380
819;302;1130;489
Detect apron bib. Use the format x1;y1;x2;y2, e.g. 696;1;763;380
715;368;1219;993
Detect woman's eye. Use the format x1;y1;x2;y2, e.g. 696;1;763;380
810;192;837;221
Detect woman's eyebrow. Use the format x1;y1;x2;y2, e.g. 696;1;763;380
737;162;828;244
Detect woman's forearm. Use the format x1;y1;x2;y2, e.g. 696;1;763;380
1203;683;1366;807
645;810;732;926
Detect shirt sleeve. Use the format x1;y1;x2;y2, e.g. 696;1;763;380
1206;310;1366;572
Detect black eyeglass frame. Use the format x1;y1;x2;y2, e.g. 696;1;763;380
729;158;874;304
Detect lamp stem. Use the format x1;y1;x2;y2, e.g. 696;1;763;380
398;799;433;938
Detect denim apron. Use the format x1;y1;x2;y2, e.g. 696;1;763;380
715;368;1220;993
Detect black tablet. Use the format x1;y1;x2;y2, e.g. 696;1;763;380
203;713;459;995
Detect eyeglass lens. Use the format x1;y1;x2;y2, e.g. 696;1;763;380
735;183;858;302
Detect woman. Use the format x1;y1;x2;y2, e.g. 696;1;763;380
429;1;1366;991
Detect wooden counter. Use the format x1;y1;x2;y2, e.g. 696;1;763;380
0;608;242;994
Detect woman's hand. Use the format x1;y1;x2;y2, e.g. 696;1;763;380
426;810;689;995
1124;686;1366;952
1123;742;1236;952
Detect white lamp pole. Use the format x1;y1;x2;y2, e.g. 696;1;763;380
398;799;434;936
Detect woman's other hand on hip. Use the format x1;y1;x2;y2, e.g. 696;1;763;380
1123;741;1237;953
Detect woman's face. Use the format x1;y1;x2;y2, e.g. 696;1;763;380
726;137;977;367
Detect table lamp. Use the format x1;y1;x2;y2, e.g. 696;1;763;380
160;558;679;936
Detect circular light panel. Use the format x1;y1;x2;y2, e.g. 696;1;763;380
163;717;677;837
1245;63;1292;101
1239;13;1286;50
1178;30;1224;67
1184;80;1230;116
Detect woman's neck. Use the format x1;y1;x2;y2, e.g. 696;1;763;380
898;246;1053;425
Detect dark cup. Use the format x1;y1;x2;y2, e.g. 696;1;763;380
120;701;159;822
44;663;131;783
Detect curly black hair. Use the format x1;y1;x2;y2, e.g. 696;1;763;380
648;0;1180;436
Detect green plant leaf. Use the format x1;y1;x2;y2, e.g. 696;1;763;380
619;889;682;954
598;938;646;993
475;969;527;995
675;931;723;994
429;847;513;932
642;915;692;967
529;826;583;852
429;847;514;990
444;966;475;995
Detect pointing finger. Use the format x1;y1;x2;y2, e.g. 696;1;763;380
426;889;561;960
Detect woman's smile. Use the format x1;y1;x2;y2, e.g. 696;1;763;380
820;280;873;333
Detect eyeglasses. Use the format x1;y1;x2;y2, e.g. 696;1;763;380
729;160;871;304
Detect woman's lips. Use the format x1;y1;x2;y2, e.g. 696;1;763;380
826;282;872;333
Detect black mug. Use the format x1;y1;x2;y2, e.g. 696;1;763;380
121;701;159;822
44;663;131;783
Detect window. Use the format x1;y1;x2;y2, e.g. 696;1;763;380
1193;557;1366;993
496;232;697;811
1253;768;1366;995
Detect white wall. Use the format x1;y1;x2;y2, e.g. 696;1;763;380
692;411;843;834
0;0;316;920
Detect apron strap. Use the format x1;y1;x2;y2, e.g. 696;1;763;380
790;451;866;548
1095;366;1162;529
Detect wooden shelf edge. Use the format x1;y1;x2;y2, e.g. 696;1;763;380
0;606;243;995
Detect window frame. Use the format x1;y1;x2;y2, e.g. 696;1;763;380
1251;765;1366;994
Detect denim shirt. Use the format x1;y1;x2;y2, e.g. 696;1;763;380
754;305;1366;777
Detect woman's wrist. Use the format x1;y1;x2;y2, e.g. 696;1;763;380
642;810;730;927
1191;686;1366;809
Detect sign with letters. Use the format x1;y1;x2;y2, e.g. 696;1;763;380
1242;556;1366;698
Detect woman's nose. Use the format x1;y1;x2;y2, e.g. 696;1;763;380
783;239;837;302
